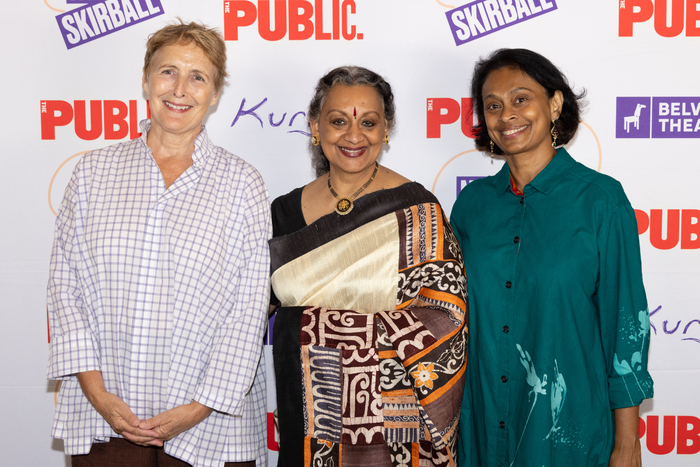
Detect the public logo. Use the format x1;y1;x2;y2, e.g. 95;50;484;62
41;99;149;140
640;415;700;455
224;0;362;41
445;0;558;46
51;0;165;50
426;98;476;139
635;209;700;250
617;97;700;138
619;0;700;37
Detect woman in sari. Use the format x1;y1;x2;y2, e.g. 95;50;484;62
269;66;468;467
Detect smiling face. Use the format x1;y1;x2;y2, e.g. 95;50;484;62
482;66;562;160
142;42;220;141
310;85;387;177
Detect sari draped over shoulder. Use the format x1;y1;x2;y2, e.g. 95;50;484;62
270;182;468;467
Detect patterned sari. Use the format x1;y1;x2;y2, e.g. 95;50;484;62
270;182;468;467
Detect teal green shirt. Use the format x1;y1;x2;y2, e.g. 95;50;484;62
451;149;653;467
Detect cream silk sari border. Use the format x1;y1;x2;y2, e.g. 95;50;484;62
271;213;399;314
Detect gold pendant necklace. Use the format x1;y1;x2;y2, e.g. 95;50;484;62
327;162;379;215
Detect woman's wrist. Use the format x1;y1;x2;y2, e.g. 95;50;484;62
76;370;108;407
613;406;641;448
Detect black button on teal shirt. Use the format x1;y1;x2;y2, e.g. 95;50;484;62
451;149;653;467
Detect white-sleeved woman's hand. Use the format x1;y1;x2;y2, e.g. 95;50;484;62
77;371;162;446
138;401;213;442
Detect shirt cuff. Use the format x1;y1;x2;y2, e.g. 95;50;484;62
609;371;654;409
47;331;100;380
193;384;245;416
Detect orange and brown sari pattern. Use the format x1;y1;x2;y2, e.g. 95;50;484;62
271;183;467;467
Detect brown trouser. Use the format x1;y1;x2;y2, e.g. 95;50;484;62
71;437;255;467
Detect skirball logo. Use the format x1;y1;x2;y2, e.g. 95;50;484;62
617;97;700;138
54;0;165;50
445;0;558;46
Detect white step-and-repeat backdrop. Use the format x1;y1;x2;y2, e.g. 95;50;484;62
1;0;698;465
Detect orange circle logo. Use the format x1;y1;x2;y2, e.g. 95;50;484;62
48;151;87;216
43;0;65;13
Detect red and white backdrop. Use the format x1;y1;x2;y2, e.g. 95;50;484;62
1;0;698;465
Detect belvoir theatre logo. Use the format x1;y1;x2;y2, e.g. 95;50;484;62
617;96;700;138
53;0;165;50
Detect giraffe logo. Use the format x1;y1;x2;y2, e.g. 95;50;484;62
616;97;651;138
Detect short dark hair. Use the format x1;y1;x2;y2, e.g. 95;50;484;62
307;66;396;177
470;48;586;155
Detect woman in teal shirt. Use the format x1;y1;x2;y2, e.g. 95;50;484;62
451;49;653;467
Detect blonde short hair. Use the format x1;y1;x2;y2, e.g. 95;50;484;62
144;20;228;92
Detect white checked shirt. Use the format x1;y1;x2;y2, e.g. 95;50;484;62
47;121;271;466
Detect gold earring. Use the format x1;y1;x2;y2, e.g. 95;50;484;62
551;120;558;148
384;134;390;145
490;140;494;159
311;135;319;146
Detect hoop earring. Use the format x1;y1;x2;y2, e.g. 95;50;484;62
551;120;559;148
490;140;494;159
311;135;320;146
384;134;390;145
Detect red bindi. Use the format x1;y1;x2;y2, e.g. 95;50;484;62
353;107;357;118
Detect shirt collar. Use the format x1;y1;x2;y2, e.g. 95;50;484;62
496;147;575;197
138;119;215;167
495;162;513;197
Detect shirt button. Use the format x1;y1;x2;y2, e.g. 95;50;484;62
513;236;520;243
505;281;512;288
503;326;509;333
501;375;508;383
520;197;524;204
499;421;505;429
